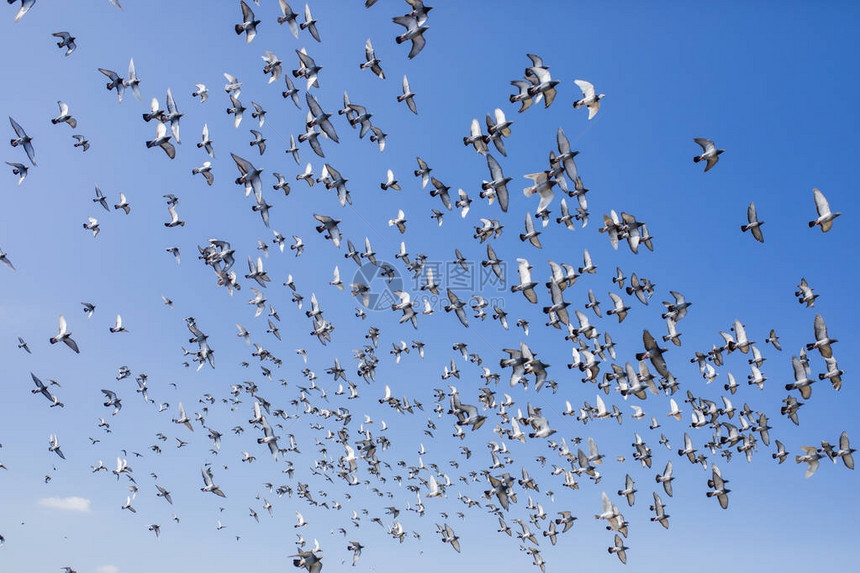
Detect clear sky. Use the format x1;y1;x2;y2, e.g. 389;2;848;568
0;1;858;572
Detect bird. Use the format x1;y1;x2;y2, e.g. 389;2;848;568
48;434;66;460
114;193;130;214
98;68;125;102
11;0;35;22
693;138;724;171
361;38;385;79
201;466;225;497
9;117;35;165
192;83;208;102
1;248;16;271
146;122;176;159
125;58;142;102
109;314;127;333
192;162;214;186
393;12;429;59
6;161;27;184
572;79;604;119
49;315;79;353
808;188;841;232
398;75;418;114
741;202;764;242
71;134;89;151
278;1;300;37
51;101;76;128
300;4;321;42
235;1;260;44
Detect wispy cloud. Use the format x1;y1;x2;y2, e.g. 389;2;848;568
96;566;118;573
37;496;92;513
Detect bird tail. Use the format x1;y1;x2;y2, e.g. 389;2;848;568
808;220;817;227
693;156;701;163
234;24;245;35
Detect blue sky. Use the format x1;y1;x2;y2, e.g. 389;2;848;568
0;1;858;572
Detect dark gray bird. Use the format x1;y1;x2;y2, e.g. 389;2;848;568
6;161;28;185
98;68;125;102
0;248;15;270
235;1;260;44
741;202;764;242
52;32;76;56
481;154;510;212
300;4;320;42
314;214;342;247
393;13;429;59
9;117;35;165
72;134;89;151
93;186;109;211
277;1;299;38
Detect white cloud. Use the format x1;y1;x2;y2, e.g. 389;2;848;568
96;566;118;573
37;496;92;513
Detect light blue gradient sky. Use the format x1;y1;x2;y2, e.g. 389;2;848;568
0;1;858;572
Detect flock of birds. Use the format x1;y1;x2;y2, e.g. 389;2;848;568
2;1;853;572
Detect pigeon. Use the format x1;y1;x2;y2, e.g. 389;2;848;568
741;202;764;242
0;248;15;271
300;4;320;42
98;68;125;102
83;217;100;238
393;13;429;59
294;48;322;90
125;58;142;102
113;193;130;214
49;315;80;353
201;465;226;497
72;134;89;151
693;138;724;172
482;154;511;212
146;122;176;159
235;1;260;44
9;117;35;165
278;1;300;36
808;188;841;232
398;75;418;114
6;161;27;184
381;169;400;190
52;32;76;56
93;186;110;211
198;124;215;158
192;83;208;102
51;101;76;128
572;79;604;119
11;0;35;22
361;38;385;79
